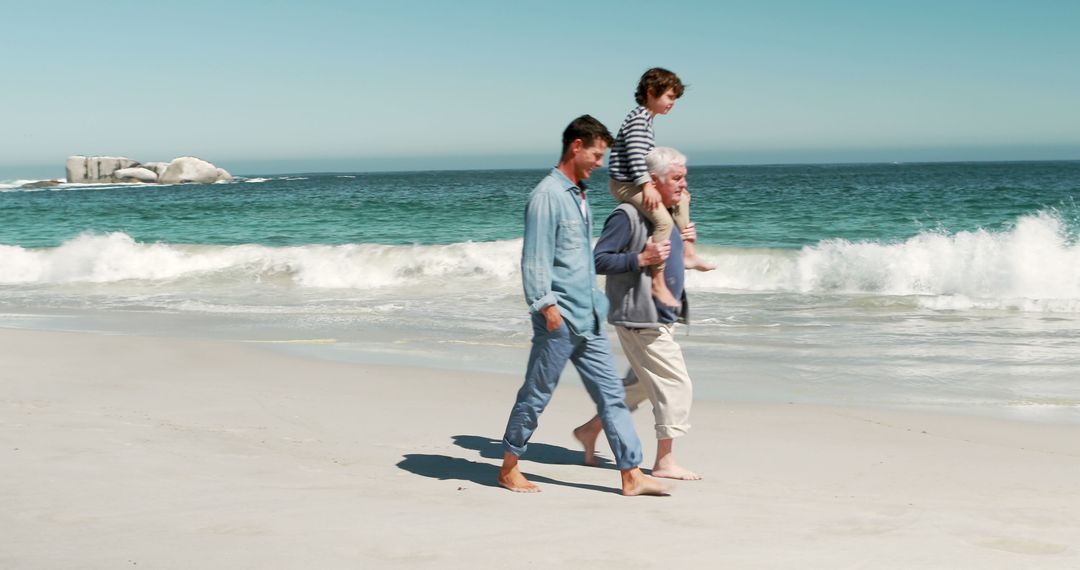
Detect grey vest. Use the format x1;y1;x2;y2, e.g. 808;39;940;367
604;203;689;328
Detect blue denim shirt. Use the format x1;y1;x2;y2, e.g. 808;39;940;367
521;168;610;336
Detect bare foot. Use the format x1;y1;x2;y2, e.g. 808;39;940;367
499;452;540;493
620;468;670;496
651;278;680;308
573;421;601;467
498;464;540;493
651;464;702;481
684;255;716;272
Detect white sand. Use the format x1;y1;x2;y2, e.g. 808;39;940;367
2;328;1078;568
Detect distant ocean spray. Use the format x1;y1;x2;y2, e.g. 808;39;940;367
2;162;1079;419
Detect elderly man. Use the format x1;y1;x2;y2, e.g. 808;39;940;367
574;146;702;480
498;115;668;496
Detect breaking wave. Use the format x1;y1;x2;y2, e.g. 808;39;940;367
1;211;1077;311
0;232;521;290
685;210;1080;311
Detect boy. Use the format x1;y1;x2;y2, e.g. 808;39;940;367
608;68;714;308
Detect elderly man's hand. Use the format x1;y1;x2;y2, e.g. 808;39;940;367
638;239;671;267
541;304;564;332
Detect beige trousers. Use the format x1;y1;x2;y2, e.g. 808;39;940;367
608;179;691;273
617;324;692;440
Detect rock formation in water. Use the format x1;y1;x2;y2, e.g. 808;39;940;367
113;167;159;183
142;162;170;177
19;180;64;188
66;156;139;183
158;157;234;184
64;155;232;184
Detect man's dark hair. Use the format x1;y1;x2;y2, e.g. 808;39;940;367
560;115;614;159
634;67;685;105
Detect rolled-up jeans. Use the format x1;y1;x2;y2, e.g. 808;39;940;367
502;312;643;470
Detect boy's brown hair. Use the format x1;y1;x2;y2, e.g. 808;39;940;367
634;67;685;105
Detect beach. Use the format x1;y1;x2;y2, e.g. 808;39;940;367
5;0;1079;564
3;327;1078;568
3;163;1079;567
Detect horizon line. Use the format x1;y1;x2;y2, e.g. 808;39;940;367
3;156;1079;182
233;157;1080;177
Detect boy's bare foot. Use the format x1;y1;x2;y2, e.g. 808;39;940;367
499;453;540;493
573;419;602;466
620;468;670;496
651;464;702;480
683;239;716;272
684;255;716;272
651;271;680;308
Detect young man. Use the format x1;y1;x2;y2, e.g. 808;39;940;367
575;147;702;480
498;115;668;497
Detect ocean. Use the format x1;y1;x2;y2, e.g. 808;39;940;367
2;161;1079;421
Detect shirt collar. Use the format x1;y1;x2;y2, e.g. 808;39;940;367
549;167;588;194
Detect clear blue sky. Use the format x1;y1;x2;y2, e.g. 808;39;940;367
3;0;1078;177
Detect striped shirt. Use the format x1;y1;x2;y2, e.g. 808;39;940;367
607;105;654;186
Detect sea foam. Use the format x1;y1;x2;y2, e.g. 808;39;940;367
0;232;522;290
2;211;1078;311
686;210;1080;309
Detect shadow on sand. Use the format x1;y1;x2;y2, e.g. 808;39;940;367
395;454;620;495
450;434;614;468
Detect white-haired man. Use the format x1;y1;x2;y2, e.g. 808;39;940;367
573;146;701;480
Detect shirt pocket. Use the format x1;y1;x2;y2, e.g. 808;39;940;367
556;218;582;251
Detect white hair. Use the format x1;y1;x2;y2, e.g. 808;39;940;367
644;147;687;178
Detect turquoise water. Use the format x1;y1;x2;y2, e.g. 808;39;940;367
4;161;1078;249
2;161;1079;421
